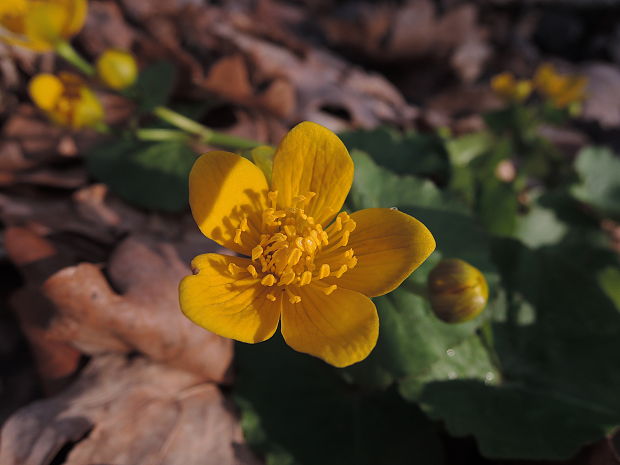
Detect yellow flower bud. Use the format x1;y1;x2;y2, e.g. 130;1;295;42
534;63;587;109
427;259;489;323
96;49;138;90
29;72;104;129
0;0;88;51
491;72;532;102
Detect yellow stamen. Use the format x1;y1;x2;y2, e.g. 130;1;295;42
286;288;302;304
261;274;276;286
334;265;348;278
252;245;263;261
318;264;331;279
247;265;258;278
234;229;243;245
323;284;337;295
299;271;312;286
278;271;296;286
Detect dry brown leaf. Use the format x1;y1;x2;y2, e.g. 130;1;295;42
41;237;233;383
581;63;620;128
204;54;254;101
0;355;260;465
72;183;122;228
2;105;64;160
79;0;135;55
5;227;82;392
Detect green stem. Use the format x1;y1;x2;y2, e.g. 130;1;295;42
55;41;95;76
135;128;190;142
92;121;111;134
153;106;262;150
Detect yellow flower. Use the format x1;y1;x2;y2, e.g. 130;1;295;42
534;63;587;108
491;72;532;102
96;49;138;90
0;0;87;51
427;258;488;323
179;122;436;367
29;72;104;129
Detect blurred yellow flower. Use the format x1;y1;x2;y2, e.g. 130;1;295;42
0;0;87;51
179;122;436;367
427;258;488;323
534;63;587;108
491;72;532;102
29;72;104;129
96;49;138;90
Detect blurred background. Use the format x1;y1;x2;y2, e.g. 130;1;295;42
1;1;620;464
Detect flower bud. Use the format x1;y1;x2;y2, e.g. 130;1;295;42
96;49;138;90
491;72;532;103
0;0;87;51
29;72;104;129
427;259;488;323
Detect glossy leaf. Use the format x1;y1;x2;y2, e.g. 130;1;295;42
87;139;196;211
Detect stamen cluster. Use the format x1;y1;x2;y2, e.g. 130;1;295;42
228;191;358;304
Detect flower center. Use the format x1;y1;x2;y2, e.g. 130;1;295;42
228;191;358;304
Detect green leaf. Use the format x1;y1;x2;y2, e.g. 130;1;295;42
477;178;518;236
86;139;196;211
419;239;620;460
572;146;620;220
343;151;499;396
234;336;444;465
339;127;448;178
515;189;605;248
124;61;176;112
422;238;620;459
445;130;494;167
420;380;615;460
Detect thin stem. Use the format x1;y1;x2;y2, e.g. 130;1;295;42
55;41;95;76
153;106;263;150
135;128;190;142
92;121;111;134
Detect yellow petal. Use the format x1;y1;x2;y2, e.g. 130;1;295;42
322;208;435;297
280;284;378;367
24;2;68;47
28;73;63;111
189;151;269;255
179;253;281;343
60;0;88;38
271;121;353;225
73;86;104;129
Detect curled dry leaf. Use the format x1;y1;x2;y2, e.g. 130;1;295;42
0;355;260;465
41;237;233;383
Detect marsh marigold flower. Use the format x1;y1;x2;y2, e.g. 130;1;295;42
427;258;488;323
0;0;87;51
491;72;532;102
29;72;104;129
179;122;436;367
534;63;587;109
96;49;138;90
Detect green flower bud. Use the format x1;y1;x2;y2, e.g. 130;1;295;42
427;258;488;323
96;49;138;90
